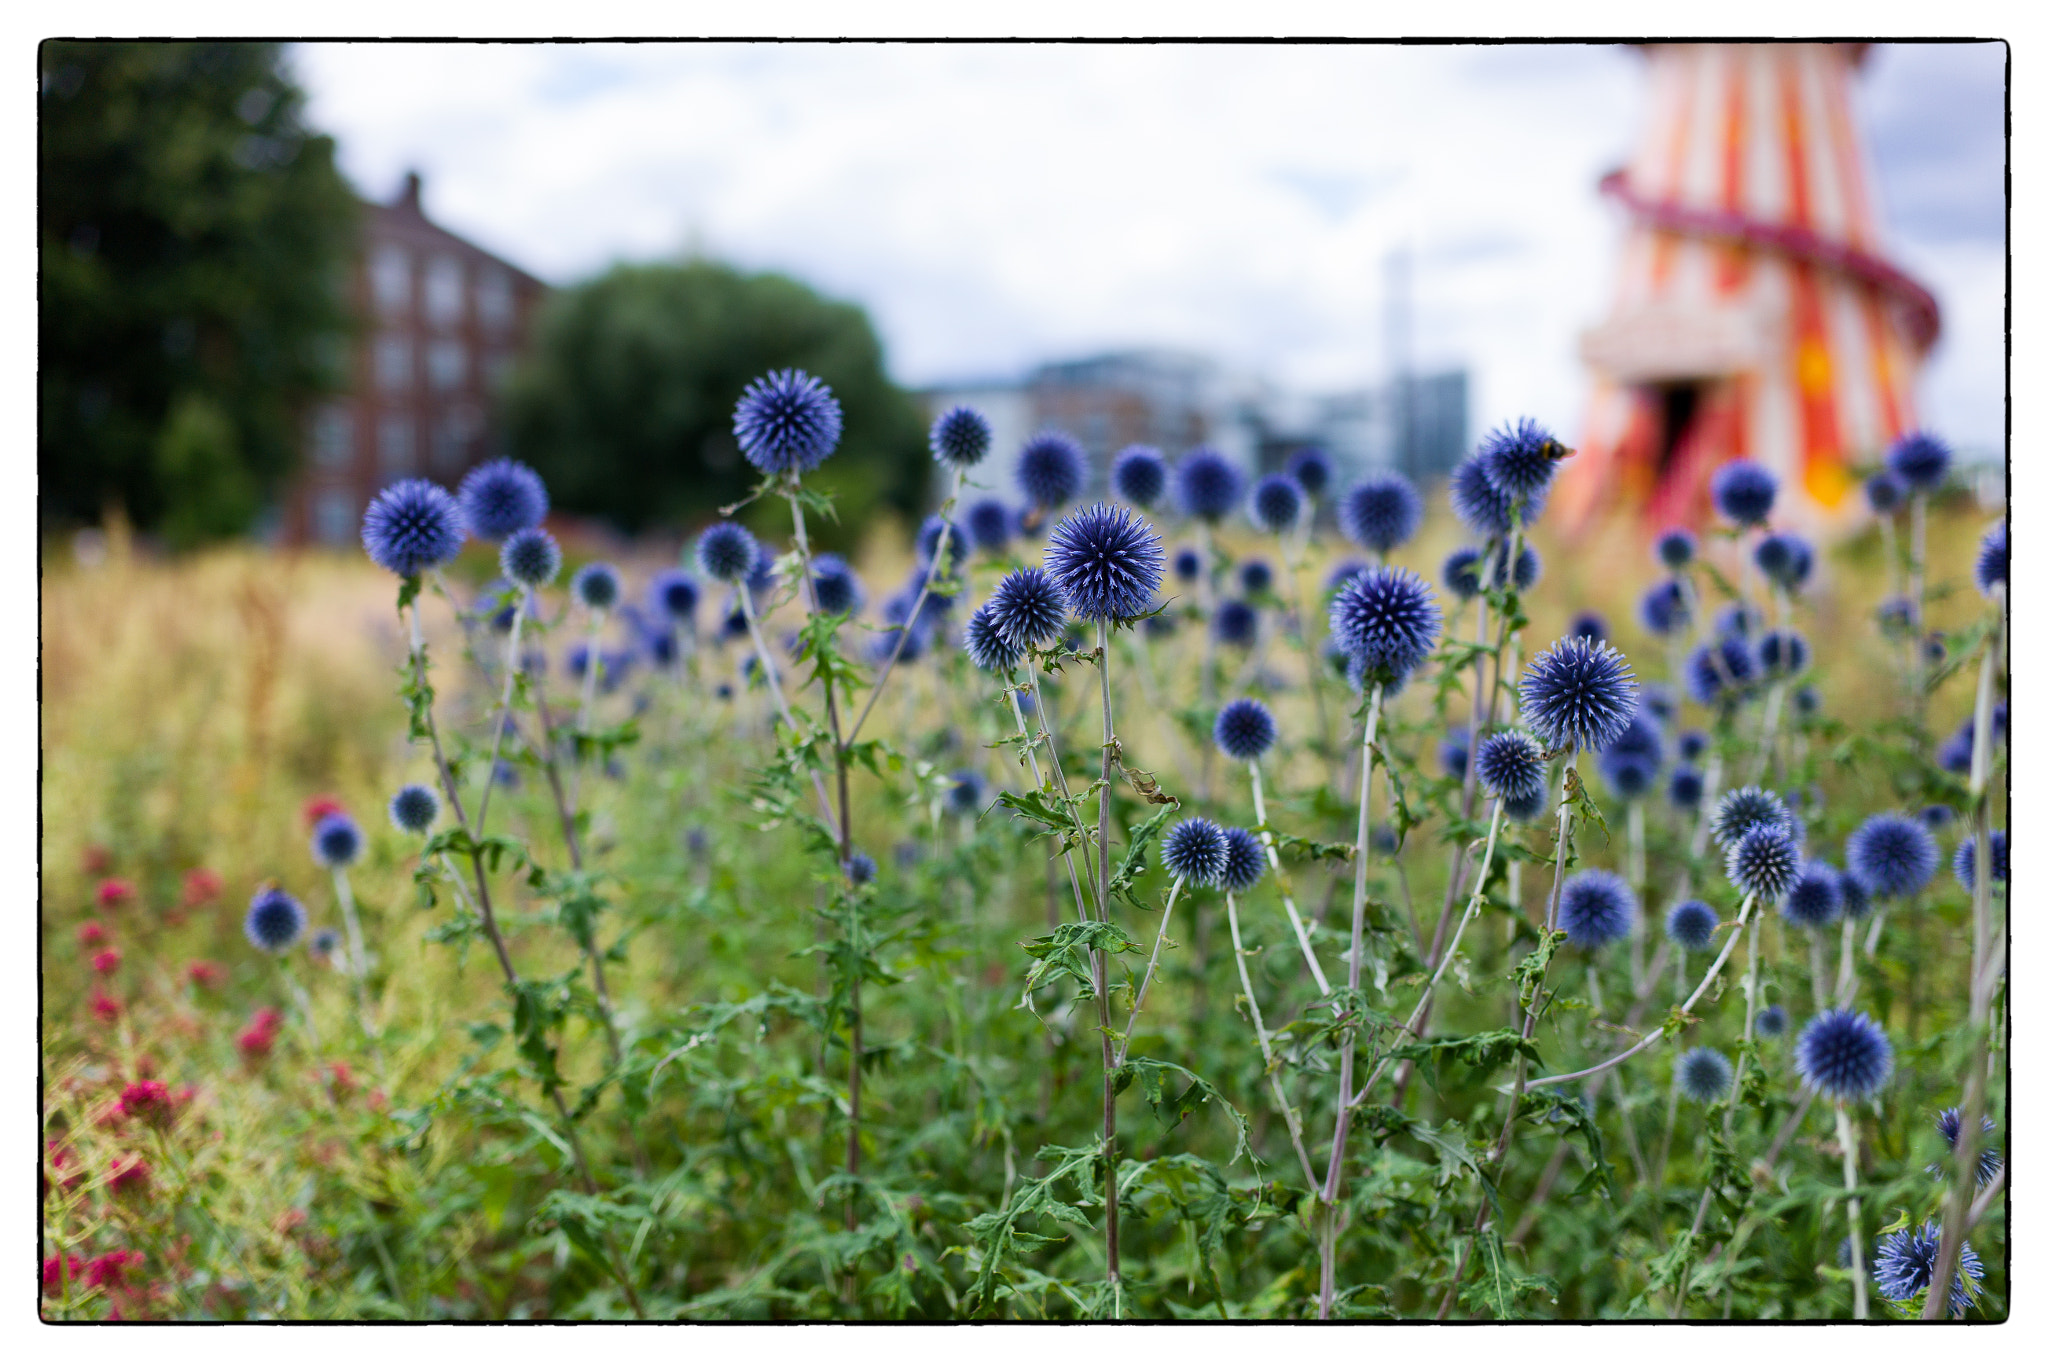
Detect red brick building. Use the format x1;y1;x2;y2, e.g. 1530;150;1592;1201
284;172;546;545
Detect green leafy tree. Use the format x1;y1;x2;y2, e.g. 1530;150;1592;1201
503;260;927;541
40;41;358;546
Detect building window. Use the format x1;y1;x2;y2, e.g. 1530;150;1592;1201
427;339;468;392
378;412;417;477
477;266;512;334
432;404;482;474
310;402;354;469
425;255;465;329
371;245;411;318
314;490;355;546
375;334;413;392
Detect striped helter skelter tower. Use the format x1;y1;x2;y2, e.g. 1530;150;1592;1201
1556;43;1940;537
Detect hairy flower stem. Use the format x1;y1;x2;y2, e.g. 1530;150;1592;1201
528;690;626;1071
1195;520;1218;799
783;492;854;861
1224;891;1318;1187
1094;619;1121;1305
1113;876;1185;1068
847;466;962;746
329;868;380;1050
736;580;838;829
1006;686;1096;923
1025;655;1102;916
1837;1104;1869;1319
567;606;605;811
1247;759;1331;994
471;591;529;838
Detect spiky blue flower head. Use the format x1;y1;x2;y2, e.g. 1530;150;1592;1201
1474;730;1547;806
1677;730;1708;763
1144;613;1176;639
1598;747;1660;802
388;783;440;835
1488;542;1542;592
886;567;955;631
1831;872;1872;925
1568;612;1607;643
457;458;548;540
1439;728;1471;779
1757;630;1809;678
1449;454;1544;537
1782;861;1843;929
1654;528;1697;571
1214;698;1277;762
1174;448;1244;523
641;621;679;667
1171;546;1202;583
475;578;519;633
571;562;620;612
1339;472;1424;553
501;526;562;589
871;622;928;665
1728;823;1802;901
1864;470;1904;515
650;569;700;622
733;368;842;475
1847;813;1939;899
929;404;992;468
965;498;1015;556
946;769;986;816
1933;1108;2003;1186
361;478;466;576
1976;520;2007;597
1665;899;1718;952
1953;830;2008;893
1601;711;1662;765
1796;1008;1893;1103
1217;827;1266;894
1250;473;1305;534
1042;503;1165;622
1719;603;1763;640
1162;817;1228;887
1642;684;1676;727
1238;558;1273;596
1711;785;1793;850
1287;446;1333;496
1756;1004;1788;1037
962;605;1023;675
1017;430;1088;510
1330;566;1441;685
1664;764;1703;810
245;886;307;953
807;553;864;616
1754;532;1808;589
1686;636;1757;706
913;514;966;576
1920;804;1956;830
310;813;363;870
1213;599;1257;648
1873;1223;1980;1317
1518;635;1638;753
1111;445;1168;507
1559;869;1636;949
842;850;877;886
1875;596;1918;638
695;521;759;584
310;927;341;961
1443;547;1484;600
1676;1047;1734;1103
985;566;1069;648
1479;417;1570;499
565;640;597;680
1326;558;1368;594
1710;459;1777;526
1885;431;1951;491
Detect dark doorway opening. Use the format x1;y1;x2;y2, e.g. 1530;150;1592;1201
1653;382;1702;482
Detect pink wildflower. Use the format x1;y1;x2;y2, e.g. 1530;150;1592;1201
91;948;122;975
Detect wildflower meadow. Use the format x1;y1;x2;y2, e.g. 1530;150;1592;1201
41;376;2007;1321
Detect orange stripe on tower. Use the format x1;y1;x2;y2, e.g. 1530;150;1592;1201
1822;52;1906;443
1714;47;1751;294
1650;50;1698;289
1779;54;1848;507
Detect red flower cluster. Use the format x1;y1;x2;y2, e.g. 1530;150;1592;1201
303;794;348;828
81;844;111;874
237;1007;284;1060
42;1254;85;1294
118;1080;175;1128
91;948;122;976
77;921;108;948
87;1249;146;1289
95;878;136;910
47;1140;87;1191
181;867;223;906
108;1153;150;1196
325;1061;356;1098
90;989;121;1023
186;960;225;989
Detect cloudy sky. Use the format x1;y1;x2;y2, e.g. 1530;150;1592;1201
293;41;2006;454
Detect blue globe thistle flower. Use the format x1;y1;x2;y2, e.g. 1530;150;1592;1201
965;498;1015;556
1713;786;1793;849
598;648;634;693
640;624;678;667
1339;473;1423;553
1518;635;1639;753
1686;636;1757;706
1214;698;1278;762
1449;454;1544;537
695;521;760;584
1665;899;1718;952
842;851;877;886
1488;542;1542;592
1975;520;2007;597
1287;447;1333;496
1172;546;1202;583
1710;459;1777;526
1217;827;1266;894
947;769;986;816
1782;861;1843;929
1953;830;2008;893
501;526;562;589
1111;445;1168;508
1933;1108;2003;1187
1641;684;1676;726
808;553;864;616
910;514;965;576
719;599;750;641
1717;602;1764;639
1162;817;1228;887
1017;430;1088;509
1475;731;1547;806
457;458;548;540
1654;528;1697;571
245;886;307;953
734;369;843;474
1600;711;1663;767
1728;823;1802;901
571;562;621;611
1923;633;1948;667
476;579;519;633
1757;629;1809;677
1439;728;1471;779
929;404;992;468
871;622;928;666
1754;532;1809;588
1213;598;1258;648
1174;448;1245;523
1675;1047;1734;1103
565;641;597;680
1668;764;1706;810
1443;547;1484;600
1326;558;1368;594
1330;566;1441;685
311;813;363;870
1835;871;1872;921
1796;1008;1893;1103
962;605;1023;674
1238;558;1273;596
985;566;1069;648
1478;417;1571;499
1250;473;1305;533
1873;1223;1981;1317
1885;431;1951;491
389;783;440;834
1599;750;1659;802
1144;612;1176;639
1677;730;1708;763
1798;682;1827;716
1559;869;1636;949
1865;470;1904;515
650;569;700;622
1756;1004;1788;1037
1501;787;1547;823
310;927;341;960
1920;804;1955;830
1569;611;1608;642
1847;813;1939;899
361;478;466;576
1043;503;1165;622
1875;596;1918;637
